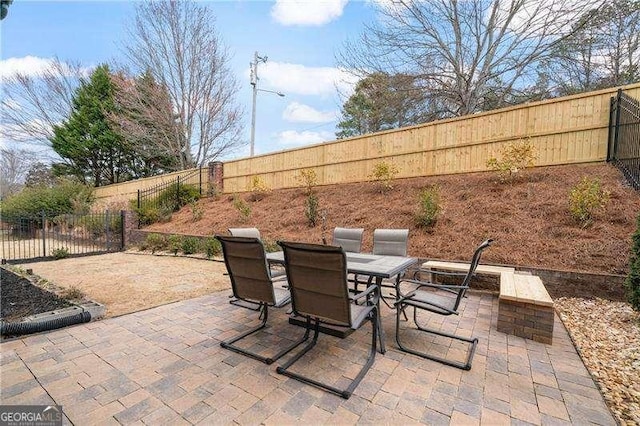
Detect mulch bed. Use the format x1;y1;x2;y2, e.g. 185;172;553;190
0;267;72;322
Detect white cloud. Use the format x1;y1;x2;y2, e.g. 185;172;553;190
275;130;334;147
283;102;337;123
0;56;93;81
258;62;358;97
271;0;348;26
0;56;56;79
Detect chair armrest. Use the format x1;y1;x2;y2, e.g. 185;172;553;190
351;284;377;302
393;290;417;307
413;269;469;280
399;279;470;292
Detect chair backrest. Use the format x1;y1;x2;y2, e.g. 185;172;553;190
228;227;261;239
216;235;276;305
452;239;494;309
373;229;409;256
332;227;364;253
279;241;352;327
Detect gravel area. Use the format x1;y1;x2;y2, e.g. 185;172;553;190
556;297;640;425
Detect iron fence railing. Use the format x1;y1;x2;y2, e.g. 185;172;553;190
1;211;124;264
608;89;640;190
136;169;202;227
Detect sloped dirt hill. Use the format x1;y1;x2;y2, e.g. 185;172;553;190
148;163;640;275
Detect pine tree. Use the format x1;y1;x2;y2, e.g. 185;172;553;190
51;65;136;186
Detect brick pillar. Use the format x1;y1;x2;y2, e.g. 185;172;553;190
208;161;224;195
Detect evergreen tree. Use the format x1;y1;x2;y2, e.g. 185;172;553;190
625;213;640;311
336;73;433;139
51;65;137;186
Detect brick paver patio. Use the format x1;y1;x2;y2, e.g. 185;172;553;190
0;290;615;425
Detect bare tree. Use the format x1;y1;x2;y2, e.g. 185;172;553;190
338;0;600;117
0;147;35;198
124;0;244;168
539;0;639;96
0;58;85;146
110;70;185;172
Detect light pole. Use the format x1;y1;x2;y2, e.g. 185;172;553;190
250;51;284;157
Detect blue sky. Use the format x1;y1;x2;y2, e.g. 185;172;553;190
0;0;378;160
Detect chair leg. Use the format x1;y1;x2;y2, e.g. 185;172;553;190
276;312;378;399
229;297;262;312
221;304;308;365
395;306;478;370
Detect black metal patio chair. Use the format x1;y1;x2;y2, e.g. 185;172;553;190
394;239;493;370
276;241;379;399
215;235;303;365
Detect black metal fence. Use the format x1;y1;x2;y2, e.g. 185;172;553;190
608;89;640;190
1;211;124;264
136;169;203;227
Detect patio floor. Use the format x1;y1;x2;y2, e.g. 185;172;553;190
0;290;615;425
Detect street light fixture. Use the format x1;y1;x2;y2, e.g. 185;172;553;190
249;51;284;157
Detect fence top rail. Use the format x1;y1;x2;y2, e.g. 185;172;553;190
138;169;201;196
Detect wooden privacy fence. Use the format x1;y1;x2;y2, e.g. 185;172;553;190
223;83;640;193
93;83;640;199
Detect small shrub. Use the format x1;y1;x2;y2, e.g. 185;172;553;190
415;186;441;228
568;177;610;228
132;203;173;226
370;161;399;192
52;247;70;260
79;213;122;238
262;237;280;253
167;234;182;256
232;196;251;222
304;193;320;227
247;176;271;201
297;169;318;195
142;233;167;253
62;286;84;301
486;139;536;183
204;237;222;258
190;200;204;222
625;213;640;311
182;237;201;255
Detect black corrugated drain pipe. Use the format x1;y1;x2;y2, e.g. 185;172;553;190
1;311;91;337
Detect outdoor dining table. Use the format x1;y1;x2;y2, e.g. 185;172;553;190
266;250;419;353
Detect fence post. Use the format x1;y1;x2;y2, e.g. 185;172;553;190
41;211;46;257
105;210;111;251
176;175;181;211
612;89;623;162
120;210;126;251
199;168;202;196
137;189;141;210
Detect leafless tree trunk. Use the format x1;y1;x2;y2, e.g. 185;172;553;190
0;58;85;146
338;0;600;117
124;0;244;168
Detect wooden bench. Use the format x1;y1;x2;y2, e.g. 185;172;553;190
421;261;554;344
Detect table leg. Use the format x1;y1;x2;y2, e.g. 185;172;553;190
375;276;386;354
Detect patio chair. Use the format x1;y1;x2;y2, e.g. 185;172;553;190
276;241;379;399
215;235;303;364
228;227;261;239
353;229;410;306
394;239;493;370
227;227;284;310
332;227;364;253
